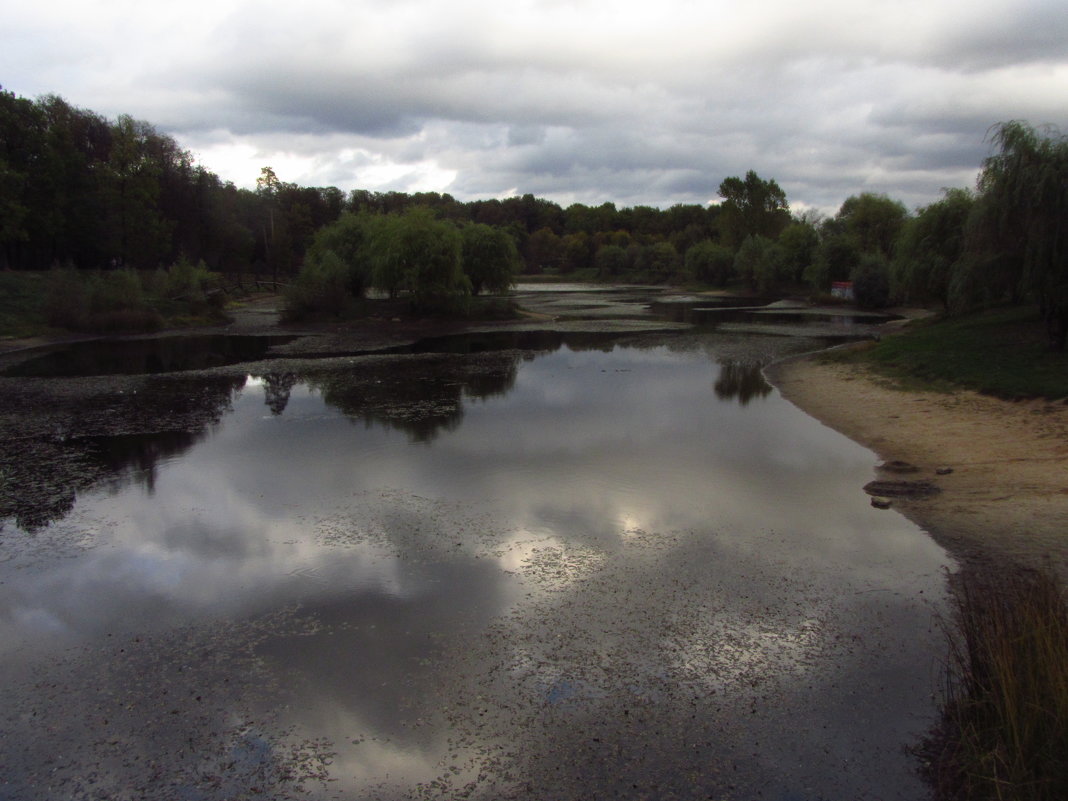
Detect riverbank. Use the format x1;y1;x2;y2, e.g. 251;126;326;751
766;354;1068;577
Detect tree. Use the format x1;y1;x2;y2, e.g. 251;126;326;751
461;223;520;295
778;220;820;284
733;235;786;293
595;244;629;277
304;212;373;297
524;227;563;274
104;115;171;268
637;241;680;281
717;170;790;247
806;232;860;290
892;188;973;308
833;193;907;257
368;208;467;309
971;121;1068;349
684;240;734;286
851;252;891;309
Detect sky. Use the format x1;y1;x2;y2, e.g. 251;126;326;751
3;0;1066;214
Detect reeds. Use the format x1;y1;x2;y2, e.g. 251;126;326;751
926;567;1068;800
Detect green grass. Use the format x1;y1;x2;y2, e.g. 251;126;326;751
823;306;1068;400
0;269;228;339
0;271;52;338
926;568;1068;801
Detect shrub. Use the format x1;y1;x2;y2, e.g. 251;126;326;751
45;268;91;329
684;240;735;286
284;251;353;319
851;253;891;309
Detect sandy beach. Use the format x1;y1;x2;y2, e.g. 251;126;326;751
767;355;1068;577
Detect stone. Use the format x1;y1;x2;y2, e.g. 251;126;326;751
863;479;941;499
877;460;919;474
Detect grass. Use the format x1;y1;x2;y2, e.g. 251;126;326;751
0;271;52;338
823;306;1068;400
0;268;228;339
926;567;1068;801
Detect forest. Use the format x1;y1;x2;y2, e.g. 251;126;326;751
1;87;1065;348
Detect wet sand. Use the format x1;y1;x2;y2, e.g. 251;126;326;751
766;355;1068;577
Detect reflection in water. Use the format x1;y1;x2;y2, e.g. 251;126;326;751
309;352;521;442
713;359;773;404
0;339;951;801
0;375;245;531
262;371;299;416
77;430;207;495
3;334;297;377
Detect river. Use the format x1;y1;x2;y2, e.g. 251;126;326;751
0;290;950;800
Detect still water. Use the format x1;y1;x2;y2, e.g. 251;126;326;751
0;338;950;800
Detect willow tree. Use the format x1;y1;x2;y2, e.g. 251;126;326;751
975;121;1068;350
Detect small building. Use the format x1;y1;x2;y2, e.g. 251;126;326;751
831;281;854;301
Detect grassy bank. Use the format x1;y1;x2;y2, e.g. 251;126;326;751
823;306;1068;400
926;568;1068;801
0;266;229;340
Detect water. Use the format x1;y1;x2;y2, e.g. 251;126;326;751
0;337;950;800
2;334;297;377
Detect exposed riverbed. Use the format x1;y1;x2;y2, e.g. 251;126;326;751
0;287;950;800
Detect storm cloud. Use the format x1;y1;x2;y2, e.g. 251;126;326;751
4;0;1066;212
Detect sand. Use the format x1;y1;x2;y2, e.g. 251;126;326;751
767;355;1068;577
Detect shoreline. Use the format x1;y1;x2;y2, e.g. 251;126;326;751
766;355;1068;578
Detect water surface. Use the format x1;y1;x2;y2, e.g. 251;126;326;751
0;336;950;800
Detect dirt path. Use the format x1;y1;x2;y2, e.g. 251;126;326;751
767;356;1068;577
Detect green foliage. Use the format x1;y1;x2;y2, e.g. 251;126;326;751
927;568;1068;801
892;189;973;308
832;192;908;257
368;208;468;311
594;244;629;277
524;227;563;274
284;250;354;318
850;252;891;309
827;306;1068;399
561;232;594;274
636;241;680;282
0;271;48;337
969;121;1068;349
806;233;860;290
304;212;373;297
684;240;734;286
460;223;520;295
733;235;786;293
777;220;819;284
44;267;91;330
717;170;790;247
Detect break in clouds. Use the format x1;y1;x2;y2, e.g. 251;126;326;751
4;0;1067;211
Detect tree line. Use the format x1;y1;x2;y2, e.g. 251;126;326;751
2;87;1065;347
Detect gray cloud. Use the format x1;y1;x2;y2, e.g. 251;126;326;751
2;0;1065;213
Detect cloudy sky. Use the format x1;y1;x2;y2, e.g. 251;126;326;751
4;0;1066;213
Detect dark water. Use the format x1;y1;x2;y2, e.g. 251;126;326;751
0;339;950;800
2;334;297;377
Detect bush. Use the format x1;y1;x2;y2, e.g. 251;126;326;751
684;240;735;286
45;268;91;329
284;251;354;319
851;253;891;309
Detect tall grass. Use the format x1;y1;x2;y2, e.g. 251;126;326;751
927;567;1068;800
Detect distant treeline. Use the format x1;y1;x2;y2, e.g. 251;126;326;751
2;88;1065;346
